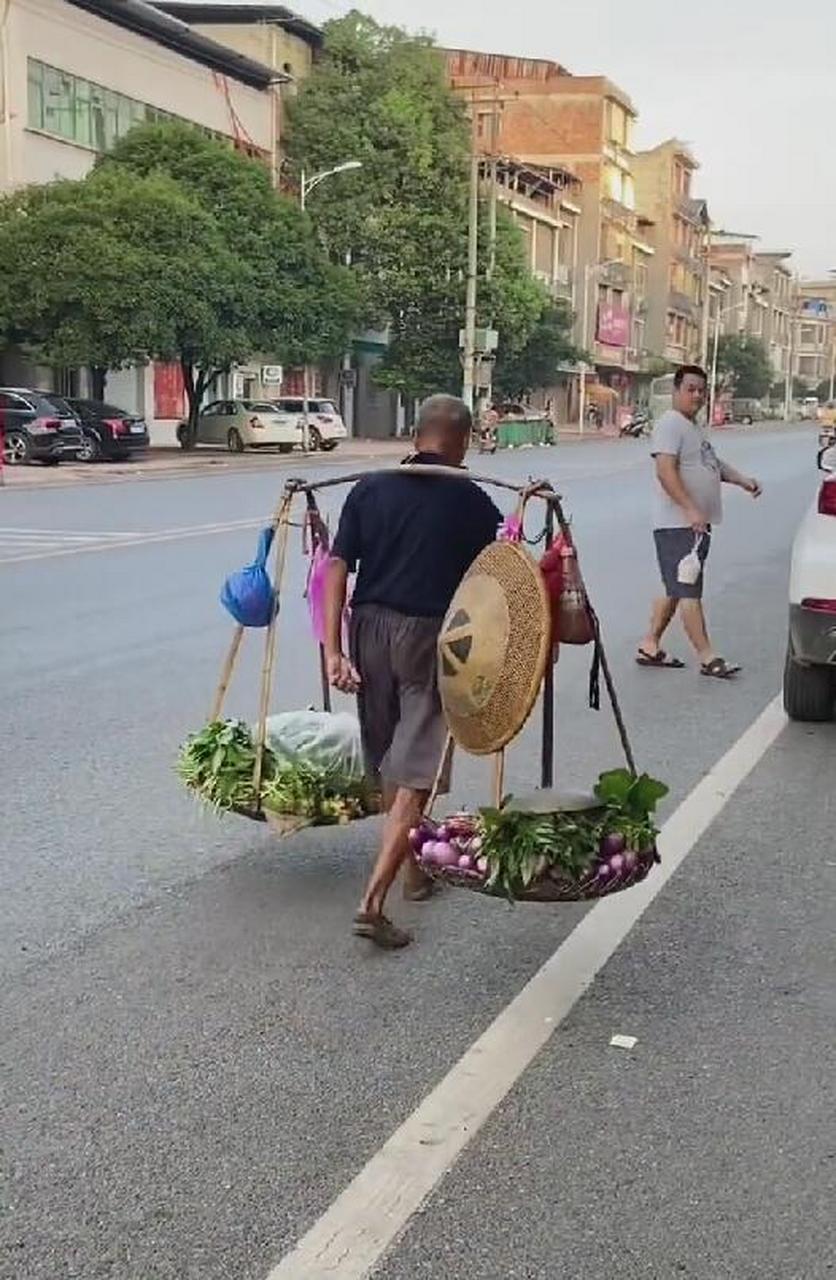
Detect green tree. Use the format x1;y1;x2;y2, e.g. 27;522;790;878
716;334;773;399
284;12;548;399
0;123;358;442
493;302;578;400
99;123;358;438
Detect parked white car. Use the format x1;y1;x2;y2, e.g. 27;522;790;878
784;444;836;720
177;397;347;453
274;396;347;451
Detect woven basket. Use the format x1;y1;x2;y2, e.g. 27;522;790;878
419;847;658;903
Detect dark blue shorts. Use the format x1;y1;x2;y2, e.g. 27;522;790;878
654;527;711;600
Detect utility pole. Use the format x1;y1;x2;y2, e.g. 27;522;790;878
700;223;712;368
462;100;479;413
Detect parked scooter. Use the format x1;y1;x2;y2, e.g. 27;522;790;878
619;409;650;439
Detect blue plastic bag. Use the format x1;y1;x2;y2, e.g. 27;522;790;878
220;527;277;627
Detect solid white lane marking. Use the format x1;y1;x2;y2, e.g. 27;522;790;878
0;517;265;564
265;694;787;1280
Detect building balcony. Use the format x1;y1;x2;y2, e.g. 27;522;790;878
669;291;696;317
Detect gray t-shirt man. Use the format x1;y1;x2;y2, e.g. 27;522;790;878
651;409;723;529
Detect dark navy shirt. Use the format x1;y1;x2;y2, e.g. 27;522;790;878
332;453;502;618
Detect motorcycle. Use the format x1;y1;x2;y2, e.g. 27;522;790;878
619;410;650;439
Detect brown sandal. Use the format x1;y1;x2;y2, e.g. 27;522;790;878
353;913;412;950
701;657;741;680
637;648;686;669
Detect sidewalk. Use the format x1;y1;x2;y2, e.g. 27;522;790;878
0;437;409;490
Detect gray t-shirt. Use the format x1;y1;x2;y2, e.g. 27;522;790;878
651;410;723;529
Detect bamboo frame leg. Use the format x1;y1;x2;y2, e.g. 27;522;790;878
425;733;454;818
252;494;295;804
210;624;244;722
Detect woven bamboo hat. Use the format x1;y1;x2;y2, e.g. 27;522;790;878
438;540;550;755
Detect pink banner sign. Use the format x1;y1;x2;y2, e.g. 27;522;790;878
596;303;630;348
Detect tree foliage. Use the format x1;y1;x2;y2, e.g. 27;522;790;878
0;123;357;441
284;12;556;401
493;303;578;401
716;334;773;399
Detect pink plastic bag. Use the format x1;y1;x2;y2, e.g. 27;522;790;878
306;545;351;648
497;513;523;543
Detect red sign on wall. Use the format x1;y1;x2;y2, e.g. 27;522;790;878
596;303;630;348
153;362;186;420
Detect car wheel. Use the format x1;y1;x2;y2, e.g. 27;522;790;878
77;433;102;463
783;640;835;722
307;426;322;452
3;430;31;465
319;439;338;452
227;428;245;454
742;415;753;426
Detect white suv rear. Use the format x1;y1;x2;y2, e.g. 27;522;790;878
785;445;836;720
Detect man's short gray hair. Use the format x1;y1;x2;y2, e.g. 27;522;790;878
416;394;473;437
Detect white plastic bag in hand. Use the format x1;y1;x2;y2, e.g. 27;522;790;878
677;534;705;586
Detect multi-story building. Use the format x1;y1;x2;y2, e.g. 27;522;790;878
633;139;710;367
750;252;794;383
707;234;761;338
154;2;322;181
445;48;654;418
795;281;836;396
0;0;282;433
484;155;582;312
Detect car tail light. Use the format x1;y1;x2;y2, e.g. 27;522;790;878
29;416;60;434
106;418;127;435
817;479;836;516
801;597;836;614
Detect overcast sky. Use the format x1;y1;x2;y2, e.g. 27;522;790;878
295;0;835;280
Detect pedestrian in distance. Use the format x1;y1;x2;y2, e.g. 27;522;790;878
637;364;762;679
323;394;502;949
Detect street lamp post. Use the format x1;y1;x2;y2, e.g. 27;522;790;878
708;297;749;428
578;259;621;435
299;160;362;442
300;160;362;212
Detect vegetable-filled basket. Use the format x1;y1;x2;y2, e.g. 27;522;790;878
410;770;666;904
177;714;381;835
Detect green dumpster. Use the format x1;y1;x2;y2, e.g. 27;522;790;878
495;419;553;448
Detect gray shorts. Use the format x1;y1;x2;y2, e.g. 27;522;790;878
349;604;448;792
654;527;711;600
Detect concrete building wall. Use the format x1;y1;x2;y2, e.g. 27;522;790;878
2;0;274;193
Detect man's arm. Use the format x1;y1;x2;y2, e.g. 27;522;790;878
323;557;360;693
655;454;709;532
718;458;762;497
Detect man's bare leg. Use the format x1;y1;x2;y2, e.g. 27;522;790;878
641;597;678;658
354;785;428;948
679;598;714;664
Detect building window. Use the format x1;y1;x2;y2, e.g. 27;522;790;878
25;58;240;155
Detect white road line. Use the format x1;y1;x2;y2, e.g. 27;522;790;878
0;517;265;564
266;694;787;1280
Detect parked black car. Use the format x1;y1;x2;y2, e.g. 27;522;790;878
0;388;84;465
63;398;150;462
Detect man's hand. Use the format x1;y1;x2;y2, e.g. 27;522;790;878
685;506;709;534
326;650;361;694
743;476;762;498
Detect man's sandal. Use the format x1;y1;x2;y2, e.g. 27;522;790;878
353;913;412;950
636;649;686;669
701;657;741;680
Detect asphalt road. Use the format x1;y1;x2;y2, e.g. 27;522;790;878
1;426;832;1280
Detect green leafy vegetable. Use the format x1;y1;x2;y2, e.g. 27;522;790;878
177;719;379;825
477;769;667;901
